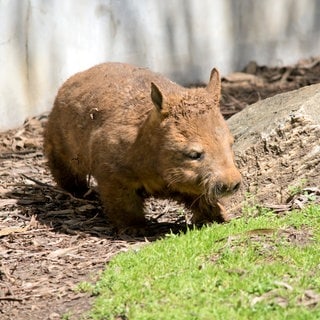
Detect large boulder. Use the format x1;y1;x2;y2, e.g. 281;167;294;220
227;83;320;211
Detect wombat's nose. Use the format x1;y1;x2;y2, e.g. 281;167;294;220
231;181;241;193
216;180;241;197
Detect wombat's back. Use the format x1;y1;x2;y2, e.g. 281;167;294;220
54;63;179;123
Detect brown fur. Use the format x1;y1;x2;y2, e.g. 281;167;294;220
44;62;241;232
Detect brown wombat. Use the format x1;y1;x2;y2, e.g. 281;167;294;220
44;62;241;233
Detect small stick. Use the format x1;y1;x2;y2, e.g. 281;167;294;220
0;296;23;302
21;174;51;187
21;174;98;203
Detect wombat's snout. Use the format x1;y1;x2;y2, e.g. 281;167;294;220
214;178;241;198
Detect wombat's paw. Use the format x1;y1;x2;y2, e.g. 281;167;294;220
191;200;230;225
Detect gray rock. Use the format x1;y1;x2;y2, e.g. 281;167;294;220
227;83;320;212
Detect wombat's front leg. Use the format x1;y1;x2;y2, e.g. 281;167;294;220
98;182;146;234
191;198;230;225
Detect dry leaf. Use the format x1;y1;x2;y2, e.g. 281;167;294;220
274;280;293;291
0;226;29;237
223;72;259;83
47;246;81;259
298;290;320;307
0;199;17;206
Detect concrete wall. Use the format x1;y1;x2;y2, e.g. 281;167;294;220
1;0;320;131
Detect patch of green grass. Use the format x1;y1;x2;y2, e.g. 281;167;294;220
90;205;320;320
75;281;95;294
288;179;308;196
61;311;73;320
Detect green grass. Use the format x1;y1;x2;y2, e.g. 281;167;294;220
88;205;320;320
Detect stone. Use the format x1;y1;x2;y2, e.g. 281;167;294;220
227;83;320;211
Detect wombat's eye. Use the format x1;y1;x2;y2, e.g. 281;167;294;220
186;150;204;160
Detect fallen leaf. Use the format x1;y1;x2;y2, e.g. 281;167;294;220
0;226;29;237
47;246;82;259
298;290;320;307
29;215;39;228
251;289;288;308
0;199;17;206
223;72;259;83
274;280;293;291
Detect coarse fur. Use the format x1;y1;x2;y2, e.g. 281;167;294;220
44;62;241;233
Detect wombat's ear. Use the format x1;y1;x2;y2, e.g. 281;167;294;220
206;68;221;96
151;82;164;113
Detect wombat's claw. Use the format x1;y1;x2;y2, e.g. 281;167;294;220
191;199;230;225
215;200;230;222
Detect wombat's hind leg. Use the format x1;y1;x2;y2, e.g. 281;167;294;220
47;151;88;197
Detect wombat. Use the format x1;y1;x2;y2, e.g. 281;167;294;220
44;62;241;233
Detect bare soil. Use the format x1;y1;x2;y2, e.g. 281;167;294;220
1;57;320;320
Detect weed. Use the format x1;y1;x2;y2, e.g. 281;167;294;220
241;192;273;219
61;312;73;320
288;179;308;196
75;281;95;294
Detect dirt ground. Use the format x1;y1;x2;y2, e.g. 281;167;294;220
1;57;320;320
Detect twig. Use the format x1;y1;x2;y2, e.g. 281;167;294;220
21;174;51;187
0;150;41;159
21;174;97;203
0;296;23;302
13;228;54;235
55;189;98;204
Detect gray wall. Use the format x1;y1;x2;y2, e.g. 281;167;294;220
1;0;320;131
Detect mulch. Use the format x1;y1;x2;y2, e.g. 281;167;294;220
1;56;320;320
